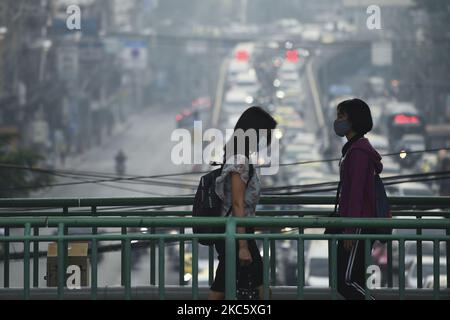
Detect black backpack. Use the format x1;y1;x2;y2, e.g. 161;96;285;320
374;174;392;240
192;163;253;246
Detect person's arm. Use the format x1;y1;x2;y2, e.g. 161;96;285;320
346;149;370;219
343;149;370;250
230;172;252;265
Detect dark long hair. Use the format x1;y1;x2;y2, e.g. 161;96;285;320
223;106;277;162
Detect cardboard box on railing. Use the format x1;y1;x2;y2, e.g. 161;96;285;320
46;242;90;287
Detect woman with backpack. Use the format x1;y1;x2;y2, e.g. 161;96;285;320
208;106;277;300
333;98;383;300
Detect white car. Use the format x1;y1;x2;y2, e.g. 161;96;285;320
284;144;319;161
386;182;435;197
366;133;389;156
289;132;316;147
278;74;301;91
406;257;446;288
232;72;260;96
288;170;325;186
391;214;445;271
222;89;253;115
424;274;447;289
302;25;322;42
381;159;401;178
305;240;329;287
227;60;251;84
278;62;299;78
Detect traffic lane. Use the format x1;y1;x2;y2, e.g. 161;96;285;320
32;107;194;198
3;107;194;287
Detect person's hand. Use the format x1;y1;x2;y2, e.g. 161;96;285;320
344;240;355;251
239;247;252;266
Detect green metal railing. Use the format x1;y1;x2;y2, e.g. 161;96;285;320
0;196;450;300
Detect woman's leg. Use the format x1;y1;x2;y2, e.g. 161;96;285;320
209;241;226;299
209;236;266;300
257;285;273;299
208;290;225;300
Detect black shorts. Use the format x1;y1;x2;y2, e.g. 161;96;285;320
210;231;263;293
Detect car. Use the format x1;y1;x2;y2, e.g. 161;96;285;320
320;32;335;44
281;91;304;109
231;71;260;96
365;77;385;97
277;237;302;286
278;61;299;77
289;174;324;188
382;101;425;143
366;133;389;156
275;18;301;30
394;134;426;163
328;85;353;99
289;132;316;147
278;75;301;91
404;240;446;270
278;68;300;80
391;214;445;271
305;240;329;287
385;182;435;197
424;274;447;289
325;95;354;121
406;256;446;288
283;144;318;161
227;60;251;84
274;107;303;125
381;158;401;178
222;89;254;115
292;170;325;181
273;107;305;134
396;134;426;150
369;104;385;133
302;25;322;42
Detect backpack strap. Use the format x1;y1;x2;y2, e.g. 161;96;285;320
333;180;341;216
333;154;345;216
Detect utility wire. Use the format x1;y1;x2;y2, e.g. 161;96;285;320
1;146;449;191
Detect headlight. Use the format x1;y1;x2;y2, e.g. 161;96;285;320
184;273;192;282
276;91;285;99
273;79;281;88
274;129;283;140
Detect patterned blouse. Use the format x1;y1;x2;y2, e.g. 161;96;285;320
215;154;261;217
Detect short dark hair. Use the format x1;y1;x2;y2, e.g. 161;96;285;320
337;98;373;135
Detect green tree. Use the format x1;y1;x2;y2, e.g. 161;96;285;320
0;133;53;198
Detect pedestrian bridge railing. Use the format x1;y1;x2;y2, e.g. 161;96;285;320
0;196;449;300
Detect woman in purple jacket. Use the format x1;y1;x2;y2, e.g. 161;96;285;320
333;98;383;300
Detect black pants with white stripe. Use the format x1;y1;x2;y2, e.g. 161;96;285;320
337;228;375;300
